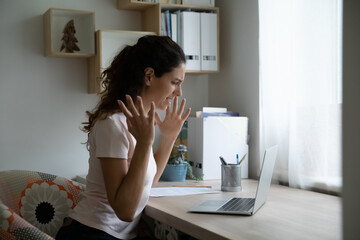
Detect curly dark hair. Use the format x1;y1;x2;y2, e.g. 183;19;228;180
82;35;185;134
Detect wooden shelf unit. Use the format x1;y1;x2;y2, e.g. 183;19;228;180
43;2;220;93
118;0;220;74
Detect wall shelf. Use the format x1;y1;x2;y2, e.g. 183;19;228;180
43;8;95;58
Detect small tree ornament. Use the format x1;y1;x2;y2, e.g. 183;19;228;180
60;19;80;53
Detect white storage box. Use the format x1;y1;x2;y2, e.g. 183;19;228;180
187;117;249;180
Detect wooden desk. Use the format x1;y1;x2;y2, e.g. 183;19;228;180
146;179;341;240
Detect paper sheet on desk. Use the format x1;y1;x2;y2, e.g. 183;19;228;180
150;187;220;197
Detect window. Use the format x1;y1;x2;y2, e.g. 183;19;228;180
259;0;342;194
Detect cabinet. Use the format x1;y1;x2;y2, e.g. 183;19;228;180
88;30;155;93
117;0;220;74
43;8;95;58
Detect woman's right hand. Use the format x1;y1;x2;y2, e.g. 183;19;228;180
117;95;155;145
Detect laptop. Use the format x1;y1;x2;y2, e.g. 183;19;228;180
189;145;278;216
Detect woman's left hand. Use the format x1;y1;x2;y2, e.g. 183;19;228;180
155;97;191;140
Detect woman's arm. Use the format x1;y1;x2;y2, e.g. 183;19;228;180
152;136;177;185
100;139;152;222
153;97;191;184
101;96;155;222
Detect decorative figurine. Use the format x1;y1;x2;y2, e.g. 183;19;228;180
60;19;80;53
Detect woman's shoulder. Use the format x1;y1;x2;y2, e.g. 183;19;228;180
94;112;126;130
107;112;126;122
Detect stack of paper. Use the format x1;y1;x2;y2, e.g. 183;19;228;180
150;187;220;197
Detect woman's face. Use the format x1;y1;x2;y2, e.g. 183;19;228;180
142;63;186;111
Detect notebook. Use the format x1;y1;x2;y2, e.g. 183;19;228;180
189;145;278;215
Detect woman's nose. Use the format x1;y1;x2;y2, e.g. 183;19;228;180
174;85;182;97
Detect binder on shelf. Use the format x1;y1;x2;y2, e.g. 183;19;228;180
175;10;182;46
163;10;171;37
187;116;249;180
171;13;177;43
161;12;166;36
200;12;218;71
180;11;201;71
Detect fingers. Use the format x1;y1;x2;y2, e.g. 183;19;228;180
148;101;155;122
172;96;178;113
125;95;140;116
117;99;132;118
178;98;186;115
182;108;191;121
160;97;191;123
118;95;148;119
136;96;145;116
119;96;155;143
126;118;132;129
173;98;190;121
155;112;161;125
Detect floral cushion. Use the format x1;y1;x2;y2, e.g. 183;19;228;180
0;201;53;240
0;170;85;238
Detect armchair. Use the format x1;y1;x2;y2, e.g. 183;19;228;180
0;170;85;239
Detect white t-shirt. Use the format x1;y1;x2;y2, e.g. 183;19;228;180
70;112;157;239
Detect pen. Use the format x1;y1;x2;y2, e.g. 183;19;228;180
238;153;247;165
219;156;227;165
236;154;239;164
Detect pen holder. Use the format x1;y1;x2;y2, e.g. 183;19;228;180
221;164;242;192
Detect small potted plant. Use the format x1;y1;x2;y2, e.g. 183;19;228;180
160;144;202;182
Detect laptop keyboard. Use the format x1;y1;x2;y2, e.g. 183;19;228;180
217;198;255;212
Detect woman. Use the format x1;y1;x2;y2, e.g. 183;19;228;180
56;35;191;240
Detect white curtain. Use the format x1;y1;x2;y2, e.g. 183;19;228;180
259;0;342;193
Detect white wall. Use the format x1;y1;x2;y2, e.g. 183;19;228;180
211;0;260;178
342;0;360;238
0;0;208;179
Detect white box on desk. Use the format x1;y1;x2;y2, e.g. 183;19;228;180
187;117;249;180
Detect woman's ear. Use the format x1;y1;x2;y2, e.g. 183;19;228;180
144;67;154;87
